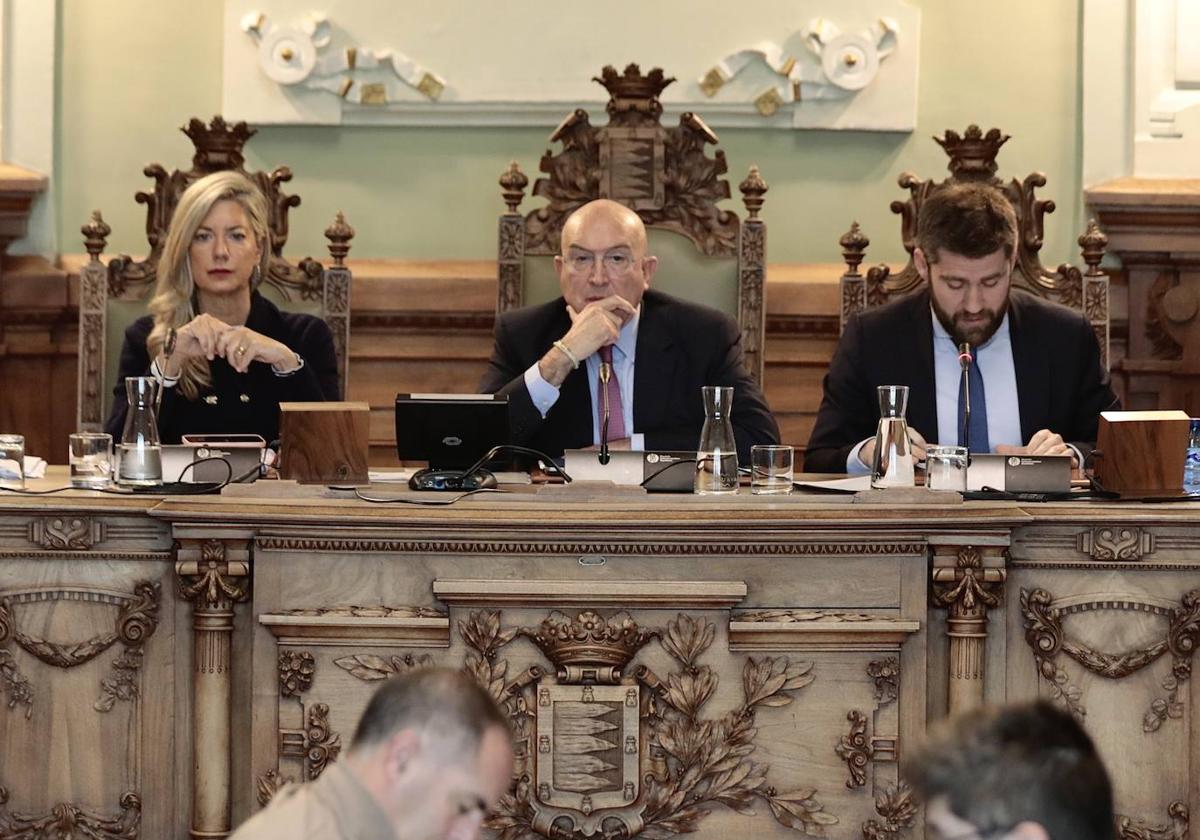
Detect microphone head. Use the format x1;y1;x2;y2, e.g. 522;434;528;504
957;342;973;366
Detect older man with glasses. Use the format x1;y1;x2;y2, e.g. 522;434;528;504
480;198;778;461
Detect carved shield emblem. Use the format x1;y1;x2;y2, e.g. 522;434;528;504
596;127;666;211
534;684;640;817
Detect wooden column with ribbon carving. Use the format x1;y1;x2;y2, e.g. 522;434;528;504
931;542;1007;713
176;537;250;840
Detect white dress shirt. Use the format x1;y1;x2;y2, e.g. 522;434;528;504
522;307;645;450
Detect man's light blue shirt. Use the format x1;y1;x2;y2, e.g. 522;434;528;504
846;309;1023;474
931;309;1023;452
522;307;645;450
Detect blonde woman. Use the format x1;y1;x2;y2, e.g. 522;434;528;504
105;170;339;444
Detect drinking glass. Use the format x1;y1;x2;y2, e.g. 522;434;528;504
0;434;25;489
70;432;113;488
926;445;969;492
751;445;794;495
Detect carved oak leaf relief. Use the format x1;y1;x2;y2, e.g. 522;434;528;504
333;652;434;683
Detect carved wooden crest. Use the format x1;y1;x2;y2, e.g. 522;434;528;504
838;125;1110;364
458;609;837;840
516;65;743;259
103;116;337;302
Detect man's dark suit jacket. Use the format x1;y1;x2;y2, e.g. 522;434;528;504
479;289;779;461
804;288;1120;473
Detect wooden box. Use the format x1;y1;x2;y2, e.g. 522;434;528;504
1093;409;1190;492
279;401;370;484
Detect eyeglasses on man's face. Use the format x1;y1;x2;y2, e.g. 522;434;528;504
564;248;637;277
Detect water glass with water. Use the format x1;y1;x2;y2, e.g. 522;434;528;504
926;445;969;492
70;432;113;488
751;445;793;495
0;434;24;489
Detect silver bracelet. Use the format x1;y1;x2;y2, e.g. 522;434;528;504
271;352;305;377
552;340;580;370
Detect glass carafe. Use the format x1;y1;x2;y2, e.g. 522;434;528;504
695;385;739;495
118;376;163;486
871;385;915;489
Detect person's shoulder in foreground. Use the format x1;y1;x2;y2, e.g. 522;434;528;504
906;700;1116;840
229;667;514;840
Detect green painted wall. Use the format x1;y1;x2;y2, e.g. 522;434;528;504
58;0;1083;266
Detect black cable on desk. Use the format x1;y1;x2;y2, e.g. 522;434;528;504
0;456;236;496
339;487;505;505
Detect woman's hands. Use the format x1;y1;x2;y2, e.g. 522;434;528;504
160;314;299;377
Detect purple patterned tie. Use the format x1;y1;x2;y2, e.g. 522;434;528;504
597;346;626;441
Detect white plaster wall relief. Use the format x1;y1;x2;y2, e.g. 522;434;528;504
224;0;918;130
241;10;447;107
699;16;898;119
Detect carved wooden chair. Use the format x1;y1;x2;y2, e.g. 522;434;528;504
76;116;355;431
496;64;769;382
838;125;1111;366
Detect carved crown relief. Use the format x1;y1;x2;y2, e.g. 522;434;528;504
508;65;756;260
102;116;332;303
839;125;1110;363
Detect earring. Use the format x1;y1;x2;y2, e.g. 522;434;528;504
251;264;262;287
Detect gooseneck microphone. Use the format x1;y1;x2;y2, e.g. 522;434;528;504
598;360;612;465
958;342;973;454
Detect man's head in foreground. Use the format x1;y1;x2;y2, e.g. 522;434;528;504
347;667;514;840
906;701;1115;840
914;181;1019;348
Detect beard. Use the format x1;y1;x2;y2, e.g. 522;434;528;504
931;295;1008;348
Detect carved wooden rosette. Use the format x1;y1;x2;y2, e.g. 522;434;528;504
176;538;250;840
837;125;1109;361
0;786;141;840
1020;587;1200;729
931;545;1007;713
836;657;901;790
0;581;160;716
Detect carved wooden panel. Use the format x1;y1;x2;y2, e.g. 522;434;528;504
0;506;181;840
1005;550;1200;838
248;529;928;840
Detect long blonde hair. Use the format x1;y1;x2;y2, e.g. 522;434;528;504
147;171;271;400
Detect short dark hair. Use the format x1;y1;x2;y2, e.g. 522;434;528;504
917;182;1018;263
350;667;510;757
905;701;1115;840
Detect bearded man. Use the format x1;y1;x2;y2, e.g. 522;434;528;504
804;182;1118;474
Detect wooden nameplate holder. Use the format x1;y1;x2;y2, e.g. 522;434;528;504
1092;410;1190;494
279;401;370;485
